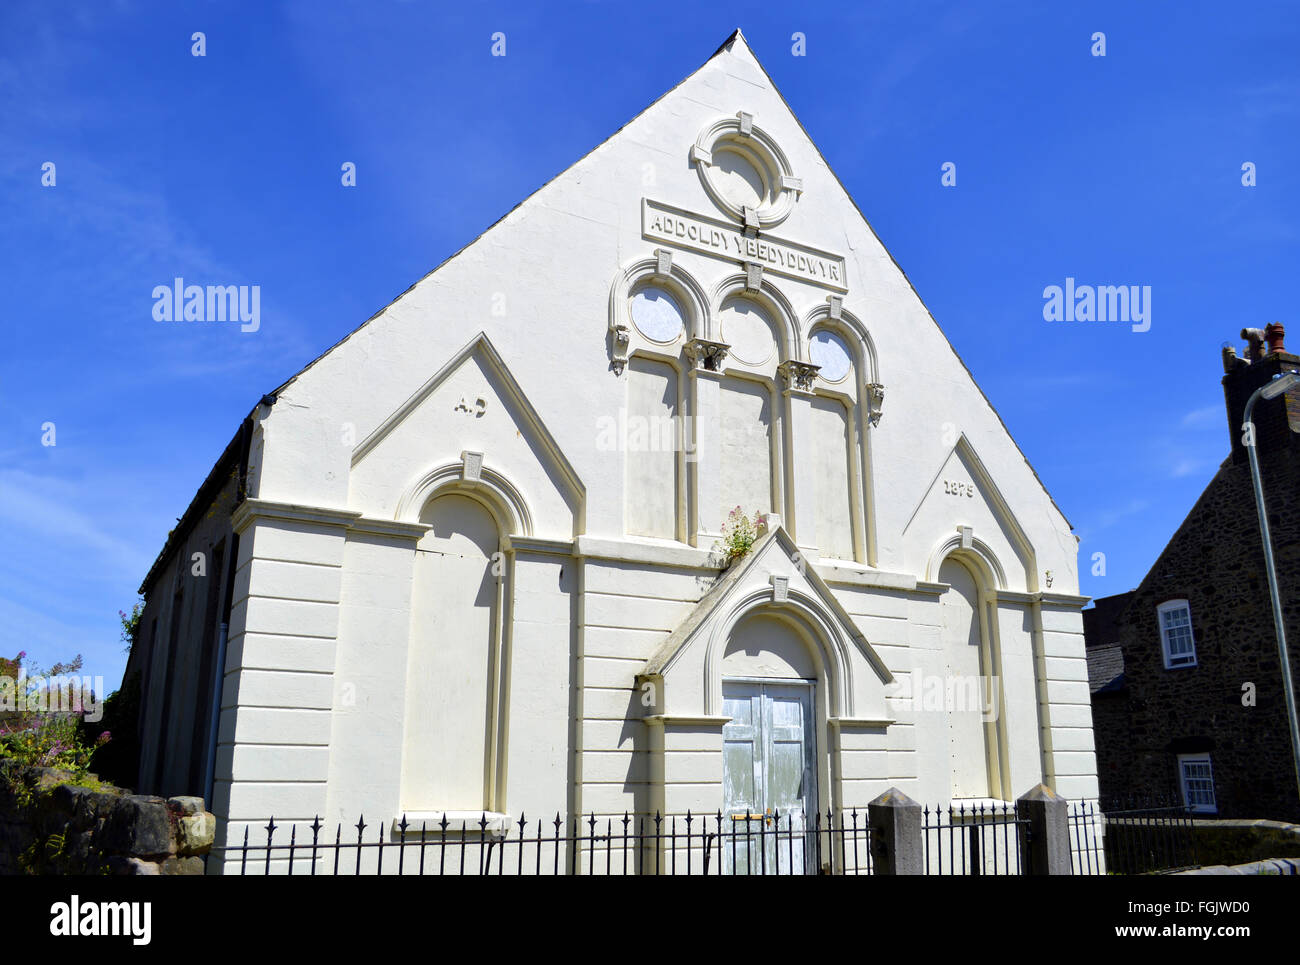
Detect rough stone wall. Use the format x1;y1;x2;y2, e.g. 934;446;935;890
1188;818;1300;866
1091;435;1300;822
0;764;215;875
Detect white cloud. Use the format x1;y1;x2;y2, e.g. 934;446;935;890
0;469;151;576
1180;405;1221;428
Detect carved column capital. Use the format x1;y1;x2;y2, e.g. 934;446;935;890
778;360;821;392
685;337;730;372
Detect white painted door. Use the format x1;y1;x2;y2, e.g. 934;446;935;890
722;680;816;874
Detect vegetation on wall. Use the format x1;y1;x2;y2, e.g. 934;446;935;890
0;653;110;802
713;506;768;567
1;599;147;798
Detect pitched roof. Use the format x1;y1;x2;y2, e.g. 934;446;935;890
1086;645;1126;695
1083;590;1135;649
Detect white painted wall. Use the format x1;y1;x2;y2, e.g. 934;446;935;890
205;31;1097;869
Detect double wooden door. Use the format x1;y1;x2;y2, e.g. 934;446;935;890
721;679;817;874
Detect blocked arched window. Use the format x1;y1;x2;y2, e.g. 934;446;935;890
804;309;878;564
400;492;505;812
937;555;1003;800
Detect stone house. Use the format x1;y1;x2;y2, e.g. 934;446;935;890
1085;324;1300;822
127;30;1099;871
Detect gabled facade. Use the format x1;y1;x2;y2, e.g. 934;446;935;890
130;30;1098;870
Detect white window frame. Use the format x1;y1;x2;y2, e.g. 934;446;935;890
1157;599;1197;669
1177;753;1217;814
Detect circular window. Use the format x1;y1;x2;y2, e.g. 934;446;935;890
719;296;776;365
629;286;685;343
693;118;797;228
711;145;768;211
810;331;853;382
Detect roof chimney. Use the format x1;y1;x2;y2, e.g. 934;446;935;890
1222;323;1300;464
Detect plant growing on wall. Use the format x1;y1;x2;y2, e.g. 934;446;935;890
713;506;768;568
0;653;109;797
118;600;143;654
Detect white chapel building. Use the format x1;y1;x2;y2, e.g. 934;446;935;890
130;30;1100;871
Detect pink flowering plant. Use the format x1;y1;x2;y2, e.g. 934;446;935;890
0;652;109;781
713;506;768;568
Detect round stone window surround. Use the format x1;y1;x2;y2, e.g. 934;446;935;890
691;113;800;229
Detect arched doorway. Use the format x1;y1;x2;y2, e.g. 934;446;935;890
720;610;820;873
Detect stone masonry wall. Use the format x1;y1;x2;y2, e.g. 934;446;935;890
0;764;216;875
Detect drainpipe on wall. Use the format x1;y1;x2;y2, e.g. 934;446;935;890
203;620;229;806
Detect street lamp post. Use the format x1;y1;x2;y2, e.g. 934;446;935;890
1243;369;1300;807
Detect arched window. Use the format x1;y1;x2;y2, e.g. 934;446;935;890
625;355;682;539
937;555;1002;799
804;315;875;564
714;292;784;532
400;492;504;812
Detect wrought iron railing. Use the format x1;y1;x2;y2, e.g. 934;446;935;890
921;801;1027;875
1068;800;1105;875
1101;796;1199;874
212;798;1114;875
210;809;874;875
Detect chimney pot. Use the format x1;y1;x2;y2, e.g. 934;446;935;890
1242;327;1267;362
1222;343;1245;373
1265;322;1285;355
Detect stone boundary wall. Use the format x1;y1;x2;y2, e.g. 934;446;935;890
1178;857;1300;875
1189;818;1300;867
0;764;215;875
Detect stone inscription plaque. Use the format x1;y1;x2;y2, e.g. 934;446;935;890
642;199;848;293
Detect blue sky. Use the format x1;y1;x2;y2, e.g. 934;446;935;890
2;1;1297;689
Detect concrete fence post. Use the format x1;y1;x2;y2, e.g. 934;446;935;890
1017;783;1072;875
869;787;923;875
